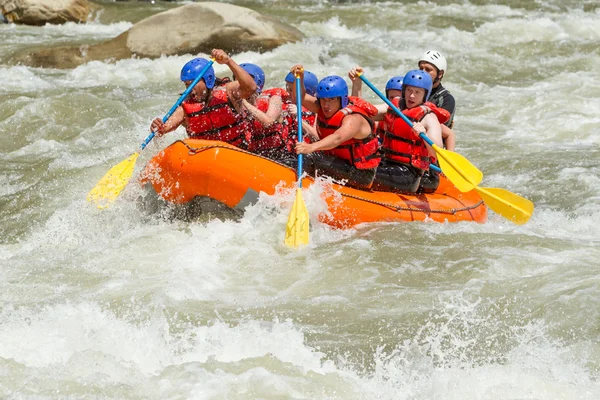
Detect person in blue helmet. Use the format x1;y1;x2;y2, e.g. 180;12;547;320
290;64;381;190
285;70;319;99
238;63;292;161
372;69;443;193
149;49;257;148
282;70;320;143
239;63;282;128
239;63;266;92
349;65;455;152
240;66;318;129
383;76;405;101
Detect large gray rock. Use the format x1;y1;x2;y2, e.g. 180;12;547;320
11;2;304;69
123;2;303;57
0;0;89;25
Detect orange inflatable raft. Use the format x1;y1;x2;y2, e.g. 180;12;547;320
141;139;487;228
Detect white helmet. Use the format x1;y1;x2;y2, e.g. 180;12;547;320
419;50;447;73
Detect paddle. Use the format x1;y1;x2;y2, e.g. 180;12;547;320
429;164;533;224
87;58;215;207
358;73;482;192
284;74;310;247
360;72;534;225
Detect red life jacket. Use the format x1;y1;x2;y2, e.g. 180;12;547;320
262;87;291;104
424;101;450;125
299;107;316;128
246;92;289;153
262;88;317;152
378;97;434;170
262;87;316;126
181;88;248;148
284;106;316;132
283;104;317;153
316;96;381;170
266;87;317;130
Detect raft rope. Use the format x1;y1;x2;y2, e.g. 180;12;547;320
179;141;485;215
339;192;484;215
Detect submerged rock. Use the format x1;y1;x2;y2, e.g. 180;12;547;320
0;0;89;25
11;2;304;69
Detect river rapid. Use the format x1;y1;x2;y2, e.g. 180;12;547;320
1;0;599;398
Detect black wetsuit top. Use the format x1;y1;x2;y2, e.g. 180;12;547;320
428;83;455;128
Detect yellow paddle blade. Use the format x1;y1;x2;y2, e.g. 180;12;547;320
284;188;309;247
87;152;139;207
475;187;534;225
434;143;483;192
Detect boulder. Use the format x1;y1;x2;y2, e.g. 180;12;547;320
10;2;304;69
0;0;89;25
122;2;304;57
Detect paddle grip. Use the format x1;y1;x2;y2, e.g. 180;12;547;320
141;59;216;151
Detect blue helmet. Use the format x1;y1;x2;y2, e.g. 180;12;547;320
239;63;265;91
285;70;319;96
316;75;348;108
385;75;404;97
180;58;215;89
402;69;432;102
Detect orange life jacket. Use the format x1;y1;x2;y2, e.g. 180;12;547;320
316;96;381;170
181;88;248;148
246;92;289;153
378;97;435;170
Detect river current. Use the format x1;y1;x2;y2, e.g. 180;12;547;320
1;0;599;398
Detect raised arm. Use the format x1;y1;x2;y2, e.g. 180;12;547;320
212;48;257;100
348;66;363;98
243;96;283;127
290;64;320;114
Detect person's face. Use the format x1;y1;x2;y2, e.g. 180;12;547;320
404;85;426;109
418;61;438;82
387;89;402;101
285;81;294;94
184;79;208;101
319;97;342;118
286;81;296;102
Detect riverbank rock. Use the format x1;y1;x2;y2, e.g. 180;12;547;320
11;2;304;69
0;0;89;25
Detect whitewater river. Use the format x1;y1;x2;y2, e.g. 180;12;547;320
1;0;599;398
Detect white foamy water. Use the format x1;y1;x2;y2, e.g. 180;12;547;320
1;1;600;398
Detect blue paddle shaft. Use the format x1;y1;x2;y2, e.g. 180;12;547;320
358;74;435;148
295;76;303;188
141;59;215;150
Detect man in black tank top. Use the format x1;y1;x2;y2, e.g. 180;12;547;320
428;84;456;128
418;50;458;193
418;50;456;129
